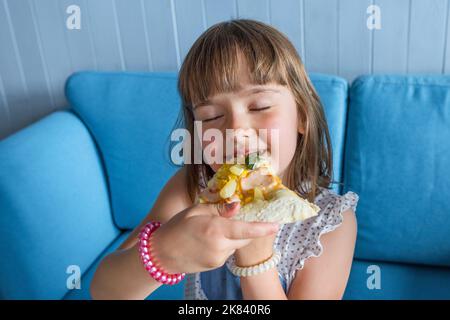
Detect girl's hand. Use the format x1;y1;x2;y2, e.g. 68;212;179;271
234;227;279;267
149;202;279;274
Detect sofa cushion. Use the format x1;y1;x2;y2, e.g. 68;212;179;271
63;230;185;300
344;75;450;267
65;71;349;230
344;258;450;299
0;111;120;299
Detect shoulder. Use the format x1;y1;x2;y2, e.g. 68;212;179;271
293;187;359;240
116;167;192;250
278;187;359;247
286;203;358;299
310;187;359;247
286;188;359;298
315;187;358;250
151;166;193;221
278;187;359;287
314;187;359;217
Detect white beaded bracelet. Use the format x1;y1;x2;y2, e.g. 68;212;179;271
229;250;281;277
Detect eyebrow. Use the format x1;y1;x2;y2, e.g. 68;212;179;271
194;87;281;109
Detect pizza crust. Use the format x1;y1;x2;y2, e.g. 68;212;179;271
231;189;320;224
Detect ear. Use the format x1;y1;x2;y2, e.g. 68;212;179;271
297;114;305;135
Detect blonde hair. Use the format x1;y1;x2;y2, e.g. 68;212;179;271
176;19;333;203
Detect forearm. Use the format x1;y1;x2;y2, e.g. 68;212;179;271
235;244;287;300
90;242;163;300
239;268;288;300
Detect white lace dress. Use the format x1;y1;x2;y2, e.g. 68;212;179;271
184;186;359;300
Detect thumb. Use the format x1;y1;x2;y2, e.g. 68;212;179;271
215;201;241;218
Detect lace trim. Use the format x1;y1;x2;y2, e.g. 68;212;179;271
184;273;208;300
184;273;207;300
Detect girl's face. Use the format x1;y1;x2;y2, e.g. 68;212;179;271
192;64;303;181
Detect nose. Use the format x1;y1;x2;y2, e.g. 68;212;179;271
226;112;256;142
226;109;250;131
224;111;260;155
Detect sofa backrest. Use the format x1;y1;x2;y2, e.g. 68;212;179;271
65;72;182;229
344;75;450;267
0;111;120;299
311;74;349;194
65;71;350;230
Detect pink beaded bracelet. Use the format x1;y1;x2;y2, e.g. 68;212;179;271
138;221;185;285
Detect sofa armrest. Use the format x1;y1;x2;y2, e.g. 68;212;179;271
0;110;120;299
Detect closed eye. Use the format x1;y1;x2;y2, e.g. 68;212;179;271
250;106;272;112
202;115;224;122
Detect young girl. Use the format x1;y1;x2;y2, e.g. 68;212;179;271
90;19;358;300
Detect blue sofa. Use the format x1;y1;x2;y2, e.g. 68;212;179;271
0;71;449;300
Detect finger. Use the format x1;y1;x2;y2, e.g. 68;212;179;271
223;220;279;240
218;201;241;218
224;239;252;254
207;201;240;218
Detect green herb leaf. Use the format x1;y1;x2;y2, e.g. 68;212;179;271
245;153;259;170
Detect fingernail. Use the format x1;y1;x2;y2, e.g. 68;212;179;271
225;202;237;210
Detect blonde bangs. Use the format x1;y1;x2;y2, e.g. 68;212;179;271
178;20;292;109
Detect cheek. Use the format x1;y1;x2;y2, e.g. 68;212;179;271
263;112;298;174
201;135;224;172
209;163;221;172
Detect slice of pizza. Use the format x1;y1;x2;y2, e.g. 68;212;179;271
199;152;320;224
